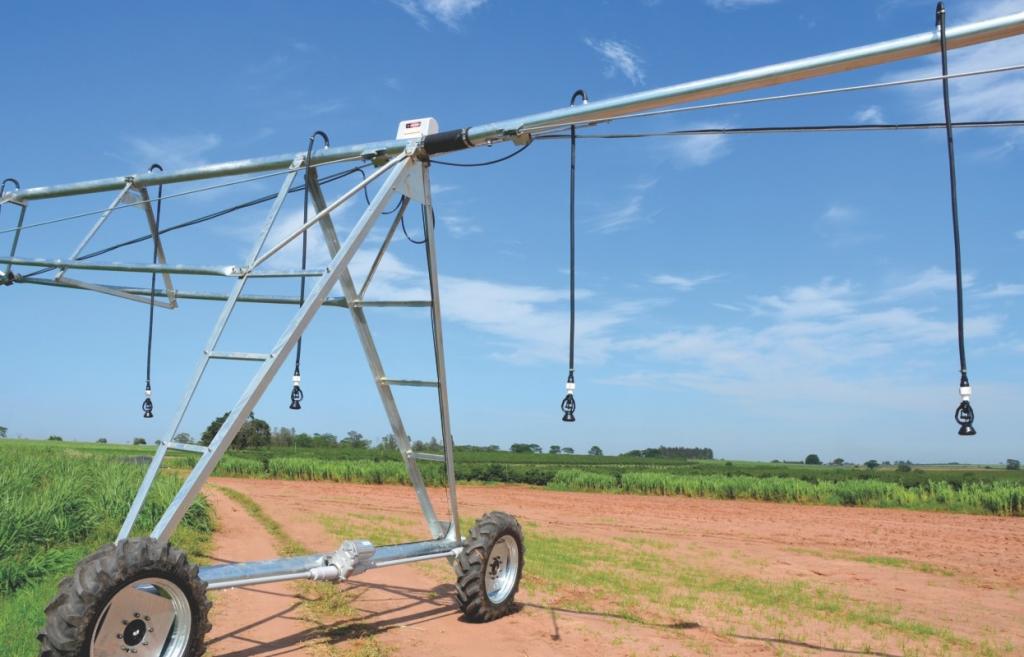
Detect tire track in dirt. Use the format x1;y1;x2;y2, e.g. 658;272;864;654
203;487;319;657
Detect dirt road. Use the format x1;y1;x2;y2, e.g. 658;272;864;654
201;479;1024;657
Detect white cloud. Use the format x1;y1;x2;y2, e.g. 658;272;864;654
591;195;650;234
126;134;221;171
821;205;856;225
440;214;481;237
610;276;1002;402
706;0;780;9
585;38;645;86
1016;229;1024;240
652;274;720;292
854;105;885;125
393;0;487;28
881;267;975;301
981;283;1024;298
673;123;732;166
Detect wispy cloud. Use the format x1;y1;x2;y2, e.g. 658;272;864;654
672;123;732;166
610;277;1002;403
585;38;645;86
1016;229;1024;240
393;0;487;28
854;105;885;124
706;0;780;10
652;274;721;292
125;134;221;171
881;267;975;301
441;214;482;237
980;283;1024;298
591;195;650;234
817;204;870;247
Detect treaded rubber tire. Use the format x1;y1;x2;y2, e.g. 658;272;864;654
454;511;524;622
38;538;210;657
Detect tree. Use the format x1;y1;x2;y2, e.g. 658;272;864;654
311;433;338;448
339;430;370;449
200;412;271;449
379;434;398;450
48;435;63;441
562;447;575;455
549;445;561;455
831;458;844;466
588;445;603;456
0;426;7;438
510;443;541;454
896;463;912;473
864;459;880;470
1008;459;1021;471
804;454;821;465
172;432;192;444
96;438;107;444
271;426;295;447
133;437;147;445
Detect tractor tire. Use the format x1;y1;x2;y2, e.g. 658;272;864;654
454;511;524;622
38;537;210;657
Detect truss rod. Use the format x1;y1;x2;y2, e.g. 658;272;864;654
0;257;323;278
7;9;1024;202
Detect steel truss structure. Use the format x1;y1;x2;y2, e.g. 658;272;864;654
5;8;1024;654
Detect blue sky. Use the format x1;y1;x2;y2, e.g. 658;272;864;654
2;0;1022;463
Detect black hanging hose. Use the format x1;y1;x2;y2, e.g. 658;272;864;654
936;3;976;436
291;131;330;410
1;178;20;286
142;164;163;418
562;89;588;423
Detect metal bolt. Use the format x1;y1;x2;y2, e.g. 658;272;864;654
143;615;150;621
121;619;128;625
133;612;140;618
116;634;123;640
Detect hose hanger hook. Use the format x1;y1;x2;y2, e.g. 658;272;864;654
291;130;331;410
1;177;20;196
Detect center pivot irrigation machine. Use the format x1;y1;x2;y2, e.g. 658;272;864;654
3;5;1023;656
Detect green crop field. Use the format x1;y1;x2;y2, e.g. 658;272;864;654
0;442;213;657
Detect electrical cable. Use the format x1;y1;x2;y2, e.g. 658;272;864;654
937;3;975;436
142;164;162;419
562;89;587;423
430;141;532;167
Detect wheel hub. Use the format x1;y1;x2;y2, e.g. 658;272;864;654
484;535;520;604
90;578;192;657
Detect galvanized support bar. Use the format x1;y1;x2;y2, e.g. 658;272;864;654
3;201;27;282
8;9;1024;202
149;154;415;542
136;187;178;308
411;451;446;462
0;257;320;278
55;183;133;281
360;198;410;298
56;276;176;309
419;164;460;540
165;441;208;454
206;351;271;362
381;378;439;388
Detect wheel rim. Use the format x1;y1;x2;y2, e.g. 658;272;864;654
90;577;192;657
484;535;519;604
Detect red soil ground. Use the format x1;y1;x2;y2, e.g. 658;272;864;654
201;479;1024;657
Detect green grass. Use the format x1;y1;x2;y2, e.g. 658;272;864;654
522;529;996;656
0;442;213;657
